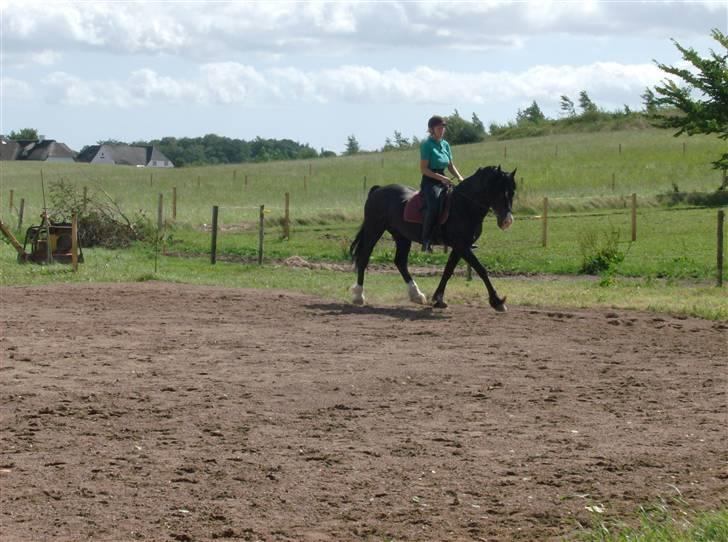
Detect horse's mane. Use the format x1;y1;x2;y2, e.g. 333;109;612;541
455;166;514;194
453;166;494;195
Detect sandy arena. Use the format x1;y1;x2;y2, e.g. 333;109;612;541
1;282;726;541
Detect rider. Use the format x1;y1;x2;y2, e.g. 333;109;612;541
419;115;464;252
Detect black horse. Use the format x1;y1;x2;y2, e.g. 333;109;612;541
349;165;516;311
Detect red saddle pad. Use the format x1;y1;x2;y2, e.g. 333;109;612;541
403;191;451;224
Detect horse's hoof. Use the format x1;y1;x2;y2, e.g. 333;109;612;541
493;303;507;313
433;299;448;309
352;298;365;306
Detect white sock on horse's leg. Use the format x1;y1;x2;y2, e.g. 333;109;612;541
407;280;427;304
351;284;365;305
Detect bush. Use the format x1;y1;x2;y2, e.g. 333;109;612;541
579;228;626;275
48;179;154;248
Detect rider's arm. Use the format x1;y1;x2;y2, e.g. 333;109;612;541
448;162;464;182
420;160;451;184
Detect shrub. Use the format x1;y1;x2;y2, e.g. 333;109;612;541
579;228;626;275
48;179;154;248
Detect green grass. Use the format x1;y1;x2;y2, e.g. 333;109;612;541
133;204;725;282
1;128;726;225
578;502;728;542
1;243;726;321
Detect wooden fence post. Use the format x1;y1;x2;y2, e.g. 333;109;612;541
245;175;248;188
363;176;367;200
542;197;548;248
211;206;219;264
258;205;265;265
631;193;637;242
172;187;177;221
718;210;725;287
8;189;13;212
284;193;290;240
466;263;472;281
157;193;164;230
83;186;88;214
150;173;153;186
611;173;616;192
72;213;78;272
17;198;25;231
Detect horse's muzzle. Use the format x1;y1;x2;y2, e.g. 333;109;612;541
498;212;514;230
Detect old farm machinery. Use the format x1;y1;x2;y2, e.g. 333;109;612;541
1;213;83;264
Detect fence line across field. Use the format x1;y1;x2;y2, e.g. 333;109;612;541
3;186;723;286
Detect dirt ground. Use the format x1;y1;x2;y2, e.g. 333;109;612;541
1;282;726;541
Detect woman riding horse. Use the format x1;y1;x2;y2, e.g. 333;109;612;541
419;115;464;253
350;165;516;312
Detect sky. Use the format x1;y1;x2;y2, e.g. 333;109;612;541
1;0;726;155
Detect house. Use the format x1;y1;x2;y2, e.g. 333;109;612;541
0;137;76;163
18;139;77;163
76;144;174;168
0;136;20;160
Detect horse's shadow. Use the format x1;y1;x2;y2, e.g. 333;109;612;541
305;302;449;321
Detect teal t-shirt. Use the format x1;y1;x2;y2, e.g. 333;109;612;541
420;137;452;170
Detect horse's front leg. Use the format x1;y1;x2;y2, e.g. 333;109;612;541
431;250;462;308
458;248;507;312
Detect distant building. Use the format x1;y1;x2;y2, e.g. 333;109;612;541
0;137;76;163
76;144;174;168
0;136;20;160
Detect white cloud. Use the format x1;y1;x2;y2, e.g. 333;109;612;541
1;76;34;101
2;1;721;58
33;61;669;112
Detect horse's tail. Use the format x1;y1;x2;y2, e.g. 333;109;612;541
349;185;381;268
349;225;365;267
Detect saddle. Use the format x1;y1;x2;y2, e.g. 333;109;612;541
403;190;452;225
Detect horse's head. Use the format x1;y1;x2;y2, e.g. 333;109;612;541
477;165;516;230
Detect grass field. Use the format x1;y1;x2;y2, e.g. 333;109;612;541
1;128;725;319
1;128;726;225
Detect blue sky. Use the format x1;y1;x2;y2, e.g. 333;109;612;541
1;1;726;154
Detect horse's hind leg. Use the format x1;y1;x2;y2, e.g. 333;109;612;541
351;223;385;305
393;235;426;304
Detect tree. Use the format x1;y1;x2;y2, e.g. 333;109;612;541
578;91;598;115
471;113;485;134
641;87;658;114
345;135;360;155
9;128;39;140
393;130;410;149
560;95;576;117
652;28;728;170
516;101;546;124
445;110;485;145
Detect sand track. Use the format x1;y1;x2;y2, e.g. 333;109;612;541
1;282;726;541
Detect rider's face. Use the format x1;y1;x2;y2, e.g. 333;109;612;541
432;125;446;140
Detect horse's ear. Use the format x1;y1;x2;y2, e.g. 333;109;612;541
511;168;517;177
497;164;502;172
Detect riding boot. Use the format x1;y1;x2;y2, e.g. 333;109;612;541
421;207;436;253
